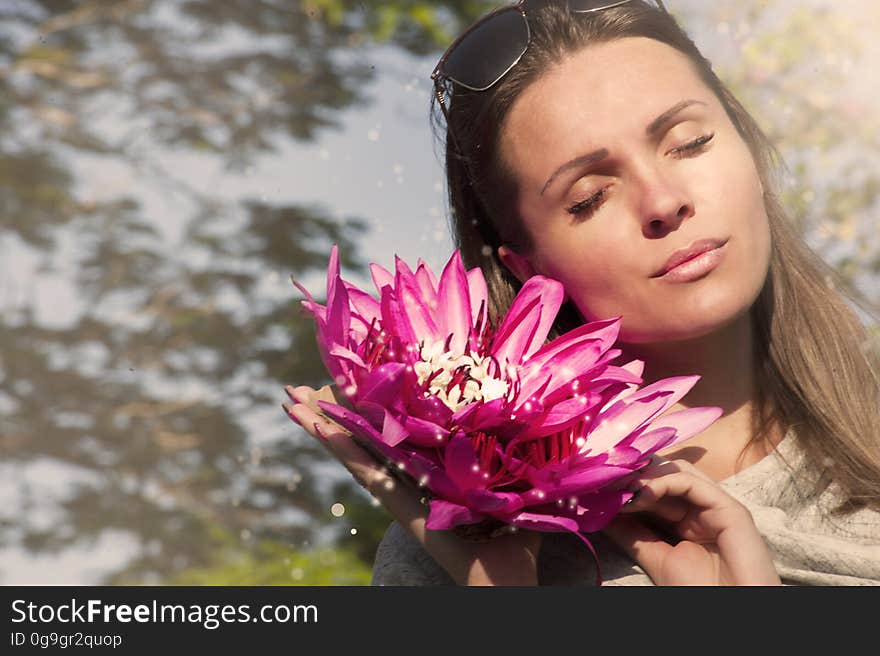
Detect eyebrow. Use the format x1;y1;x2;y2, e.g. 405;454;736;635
540;99;709;196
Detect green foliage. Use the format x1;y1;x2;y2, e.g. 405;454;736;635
165;530;373;586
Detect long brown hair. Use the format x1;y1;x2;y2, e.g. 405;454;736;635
430;1;880;512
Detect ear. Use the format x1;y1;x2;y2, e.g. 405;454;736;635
497;244;539;284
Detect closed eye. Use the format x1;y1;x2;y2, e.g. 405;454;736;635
670;132;714;158
566;132;715;221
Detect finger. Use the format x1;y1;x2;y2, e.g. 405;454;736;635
621;493;691;525
283;401;348;440
602;514;673;583
285;385;321;413
624;471;748;537
285;385;348;432
283;401;430;525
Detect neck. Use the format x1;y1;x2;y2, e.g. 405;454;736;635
618;310;783;481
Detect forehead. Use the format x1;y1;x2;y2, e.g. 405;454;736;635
500;37;714;176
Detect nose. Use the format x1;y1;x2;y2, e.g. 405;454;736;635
633;164;695;237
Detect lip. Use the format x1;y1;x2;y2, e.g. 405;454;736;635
653;239;727;283
651;237;729;279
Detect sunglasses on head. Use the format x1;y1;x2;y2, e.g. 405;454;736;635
431;0;669;150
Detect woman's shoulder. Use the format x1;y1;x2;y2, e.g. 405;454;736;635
721;429;880;585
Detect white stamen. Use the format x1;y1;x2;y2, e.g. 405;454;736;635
413;339;509;411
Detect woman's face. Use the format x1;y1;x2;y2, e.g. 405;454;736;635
498;37;771;344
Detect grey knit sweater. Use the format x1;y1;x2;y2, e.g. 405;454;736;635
371;430;880;585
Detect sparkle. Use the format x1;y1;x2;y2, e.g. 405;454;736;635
290;568;304;581
330;503;345;517
350;528;358;535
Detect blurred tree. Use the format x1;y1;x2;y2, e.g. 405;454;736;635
0;0;493;584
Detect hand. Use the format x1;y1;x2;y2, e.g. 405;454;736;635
602;457;781;586
282;384;542;585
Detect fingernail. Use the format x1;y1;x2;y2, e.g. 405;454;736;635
282;403;298;421
313;422;326;439
284;386;298;401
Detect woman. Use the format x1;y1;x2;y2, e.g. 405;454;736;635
285;0;880;585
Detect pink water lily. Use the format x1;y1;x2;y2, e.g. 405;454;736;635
290;246;722;574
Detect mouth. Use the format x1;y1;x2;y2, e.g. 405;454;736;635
652;237;729;278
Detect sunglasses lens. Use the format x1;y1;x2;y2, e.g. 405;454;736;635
442;8;529;91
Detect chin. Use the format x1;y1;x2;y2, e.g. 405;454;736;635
617;298;752;345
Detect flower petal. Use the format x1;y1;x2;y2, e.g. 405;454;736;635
437;251;472;354
379;286;417;349
327;343;366;370
641;406;724;449
316;401;400;463
615;375;703;418
357;362;407;407
510;512;581;534
403;415;450;447
581;393;671;455
370;262;394;295
395;256;440;342
526;463;634;502
426;500;485;530
573;490;631;532
619;426;678;456
354;401;409;447
492;276;564;365
444;433;485;491
465;489;525;515
342;281;380;327
525;316;621;372
492;295;542;368
466;267;489;333
415;260;439;308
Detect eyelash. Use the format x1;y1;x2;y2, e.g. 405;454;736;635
566;132;715;219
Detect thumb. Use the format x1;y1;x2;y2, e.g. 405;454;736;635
602;515;672;581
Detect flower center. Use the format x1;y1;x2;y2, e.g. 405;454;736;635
413;339;509;411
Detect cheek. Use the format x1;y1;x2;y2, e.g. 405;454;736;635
532;234;636;317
